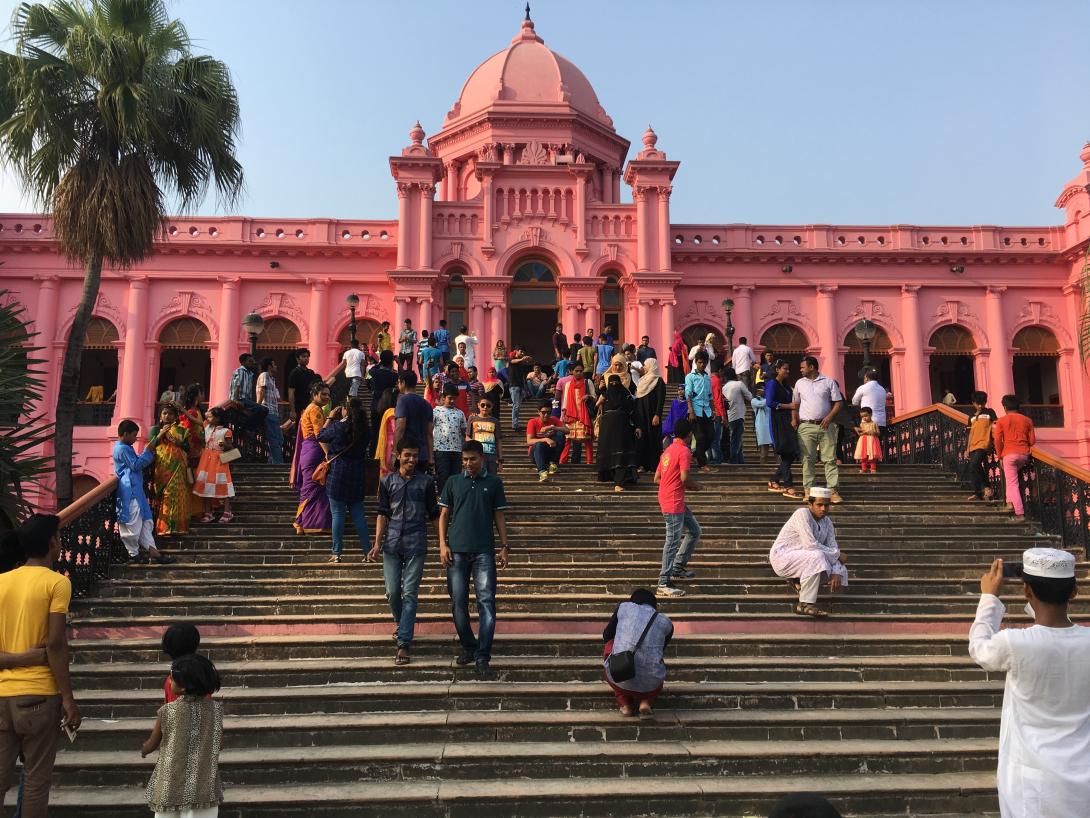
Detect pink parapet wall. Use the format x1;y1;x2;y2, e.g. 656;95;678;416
2;10;1089;502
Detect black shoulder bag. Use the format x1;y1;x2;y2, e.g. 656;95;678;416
608;612;659;683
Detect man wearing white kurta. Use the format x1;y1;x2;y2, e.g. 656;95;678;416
768;487;848;617
969;549;1090;818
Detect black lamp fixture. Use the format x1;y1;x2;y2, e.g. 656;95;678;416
781;264;793;274
854;318;877;377
242;310;265;357
346;293;360;345
721;297;735;353
950;264;965;274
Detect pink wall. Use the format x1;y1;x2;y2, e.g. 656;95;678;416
3;14;1090;500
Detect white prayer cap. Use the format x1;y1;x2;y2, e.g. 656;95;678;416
808;487;832;500
1022;548;1076;579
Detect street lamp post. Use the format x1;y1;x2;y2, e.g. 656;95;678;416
346;294;360;346
241;311;265;358
721;298;735;354
854;318;877;379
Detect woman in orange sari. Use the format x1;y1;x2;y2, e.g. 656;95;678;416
149;404;190;536
560;363;595;464
372;386;400;482
292;381;332;534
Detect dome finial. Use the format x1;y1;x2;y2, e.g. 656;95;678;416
525;2;531;21
1081;140;1090;168
642;124;658;150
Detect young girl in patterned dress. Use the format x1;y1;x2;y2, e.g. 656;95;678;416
853;406;883;474
192;407;236;523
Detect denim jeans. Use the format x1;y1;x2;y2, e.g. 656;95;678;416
509;386;524;428
330;499;368;555
348;376;362;397
526;381;547;399
238;396;269;430
434;450;462;496
531;436;565;472
447;550;497;663
709;417;724;464
383;553;426;646
728;417;745;464
773;452;796;488
264;411;285;464
658;508;701;586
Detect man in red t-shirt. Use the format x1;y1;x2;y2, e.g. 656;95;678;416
526;404;569;482
654;418;703;597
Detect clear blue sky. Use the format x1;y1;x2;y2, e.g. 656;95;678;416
0;0;1086;226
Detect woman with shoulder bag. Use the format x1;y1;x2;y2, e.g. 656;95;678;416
317;398;371;563
602;588;674;718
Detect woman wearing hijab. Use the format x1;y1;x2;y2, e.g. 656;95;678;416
602;588;674;718
666;331;688;385
604;353;632;390
481;367;504;413
595;374;641;492
633;359;666;472
765;359;802;499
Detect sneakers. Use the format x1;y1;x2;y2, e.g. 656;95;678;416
475;660;491;676
655;584;685;598
538;470;549;482
671;568;696;580
548;463;558;475
455;650;475;666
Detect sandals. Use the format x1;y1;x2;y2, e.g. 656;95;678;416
794;602;829;618
785;578;802;593
767;482;783;493
395;646;410;666
782;489;804;500
199;512;215;523
217;511;233;524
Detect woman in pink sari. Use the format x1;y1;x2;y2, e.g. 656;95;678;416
291;381;332;534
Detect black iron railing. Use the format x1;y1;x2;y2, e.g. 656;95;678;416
886;404;1088;551
74;402;115;426
56;478;123;598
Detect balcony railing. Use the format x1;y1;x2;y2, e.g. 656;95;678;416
886;403;1089;551
74;402;115;426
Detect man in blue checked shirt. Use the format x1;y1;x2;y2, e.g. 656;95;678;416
684;351;714;472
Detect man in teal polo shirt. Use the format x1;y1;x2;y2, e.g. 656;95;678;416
439;439;509;675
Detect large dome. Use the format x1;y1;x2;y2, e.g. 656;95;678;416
443;16;614;129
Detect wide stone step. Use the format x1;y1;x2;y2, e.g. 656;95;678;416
14;772;1000;817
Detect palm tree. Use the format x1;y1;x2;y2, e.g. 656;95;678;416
0;0;243;509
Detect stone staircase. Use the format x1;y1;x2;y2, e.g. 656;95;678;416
50;393;1086;816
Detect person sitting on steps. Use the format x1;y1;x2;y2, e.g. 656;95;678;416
768;487;848;617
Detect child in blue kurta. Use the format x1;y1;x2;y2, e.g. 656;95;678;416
750;395;772;464
113;420;174;564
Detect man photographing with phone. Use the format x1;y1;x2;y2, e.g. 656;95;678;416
969;549;1090;817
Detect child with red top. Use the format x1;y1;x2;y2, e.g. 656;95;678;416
526;404;568;482
992;394;1036;518
654;418;703;597
160;623;201;703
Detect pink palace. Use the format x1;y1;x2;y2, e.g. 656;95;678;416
4;12;1090;490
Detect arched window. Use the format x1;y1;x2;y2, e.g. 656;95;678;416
512;261;555;284
256;317;301;350
158;317;211;401
75;317;120;425
1013;326;1062;426
336;319;383;351
445;270;468;331
842;326;892;395
928;325;976;405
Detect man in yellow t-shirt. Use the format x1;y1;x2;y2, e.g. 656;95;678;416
0;514;80;818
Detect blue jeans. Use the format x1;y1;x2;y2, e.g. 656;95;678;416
708;417;724;464
728;417;745;464
330;499;368;555
264;411;285;464
348;376;362;397
526;381;547;399
447;550;497;663
531;436;564;472
659;508;701;586
238;396;269;429
509;386;524;428
383;552;426;646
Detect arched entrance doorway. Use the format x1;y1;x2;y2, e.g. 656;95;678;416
927;325;976;405
158;317;212;402
510;260;558;362
682;324;726;372
444;271;468;334
1012;326;1063;427
75;317;119;425
842;326;892;396
759;323;809;384
336;319;383;354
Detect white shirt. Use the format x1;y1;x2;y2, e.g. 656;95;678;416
721;380;753;423
688;343;716;362
969;594;1090;817
454;334;478;370
731;344;755;375
255;372;279;412
342;348;366;379
851;380;888;426
794;374;843;422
